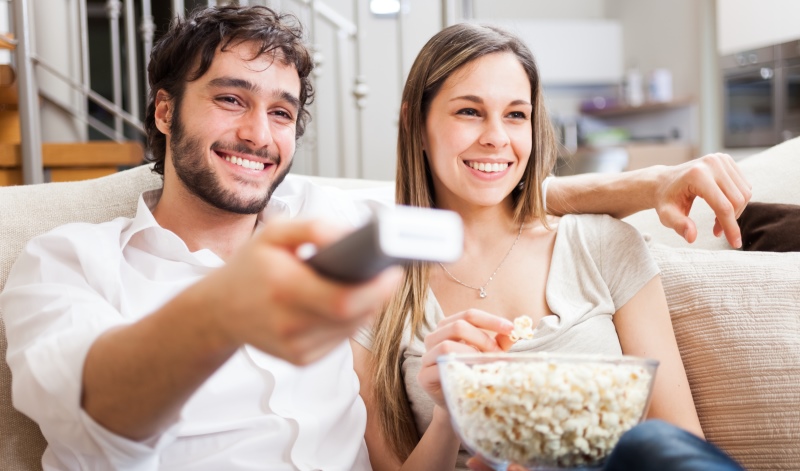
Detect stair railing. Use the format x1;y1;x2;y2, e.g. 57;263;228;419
11;0;468;184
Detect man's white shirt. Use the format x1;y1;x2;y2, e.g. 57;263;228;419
0;175;394;471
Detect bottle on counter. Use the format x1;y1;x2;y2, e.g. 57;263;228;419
624;68;644;107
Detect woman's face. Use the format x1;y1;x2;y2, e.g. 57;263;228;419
422;52;533;213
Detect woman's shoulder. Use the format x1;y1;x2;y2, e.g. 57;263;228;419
559;213;642;239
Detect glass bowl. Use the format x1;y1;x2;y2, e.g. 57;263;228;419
437;352;659;470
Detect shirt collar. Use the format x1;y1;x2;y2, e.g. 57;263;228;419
120;188;293;266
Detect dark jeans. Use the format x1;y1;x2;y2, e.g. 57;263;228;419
604;420;745;471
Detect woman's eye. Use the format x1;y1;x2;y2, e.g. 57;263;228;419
508;111;528;119
457;108;479;117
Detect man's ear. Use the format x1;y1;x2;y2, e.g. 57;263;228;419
154;90;173;135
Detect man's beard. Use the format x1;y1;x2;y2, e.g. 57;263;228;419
169;110;292;215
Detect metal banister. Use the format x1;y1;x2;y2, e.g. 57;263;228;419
13;0;44;184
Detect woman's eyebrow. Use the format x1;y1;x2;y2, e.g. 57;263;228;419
450;95;532;106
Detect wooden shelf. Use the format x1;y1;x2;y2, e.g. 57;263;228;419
581;97;695;118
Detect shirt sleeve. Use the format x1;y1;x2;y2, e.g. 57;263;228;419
351;320;375;351
0;225;179;470
597;215;660;310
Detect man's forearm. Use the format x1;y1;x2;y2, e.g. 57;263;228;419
546;166;663;219
82;281;238;441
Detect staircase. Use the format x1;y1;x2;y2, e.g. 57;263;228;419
3;0;471;186
0;22;142;186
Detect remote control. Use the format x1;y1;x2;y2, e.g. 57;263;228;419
302;205;463;283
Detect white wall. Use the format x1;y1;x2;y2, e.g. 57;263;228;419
288;0;441;181
605;0;701;107
32;0;85;142
717;0;800;54
472;0;605;20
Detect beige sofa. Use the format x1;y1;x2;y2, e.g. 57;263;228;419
1;138;800;470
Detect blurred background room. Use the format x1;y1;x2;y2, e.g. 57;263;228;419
1;0;798;185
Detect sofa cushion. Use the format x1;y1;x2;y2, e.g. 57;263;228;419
650;243;800;470
738;202;800;252
0;164;162;471
625;136;800;250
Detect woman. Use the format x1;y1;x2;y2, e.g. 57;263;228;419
351;23;742;471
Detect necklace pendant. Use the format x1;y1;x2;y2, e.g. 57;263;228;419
479;287;487;298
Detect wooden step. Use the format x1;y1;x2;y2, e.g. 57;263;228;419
0;168;22;186
0;141;144;167
1;34;19;106
0;33;15;50
0;109;19;143
0;64;14;87
0;81;17;107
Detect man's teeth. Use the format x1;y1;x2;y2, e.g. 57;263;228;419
468;161;509;173
225;155;265;171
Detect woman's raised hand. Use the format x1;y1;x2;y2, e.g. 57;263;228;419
417;309;515;408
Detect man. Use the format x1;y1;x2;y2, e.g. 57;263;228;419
1;5;750;471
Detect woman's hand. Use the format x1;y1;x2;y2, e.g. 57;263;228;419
417;309;515;408
466;456;527;471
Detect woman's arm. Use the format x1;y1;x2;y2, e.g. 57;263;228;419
351;339;461;471
613;275;704;438
547;154;752;248
351;311;515;471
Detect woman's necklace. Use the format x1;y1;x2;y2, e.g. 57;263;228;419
438;221;524;299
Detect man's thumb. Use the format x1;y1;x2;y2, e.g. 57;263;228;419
659;207;697;243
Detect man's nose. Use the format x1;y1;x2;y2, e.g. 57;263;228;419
237;111;274;149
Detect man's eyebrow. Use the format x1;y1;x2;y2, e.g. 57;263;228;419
207;76;260;93
450;95;532;107
279;91;301;113
206;76;300;112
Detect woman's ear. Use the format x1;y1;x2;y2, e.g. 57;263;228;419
154;90;173;136
403;102;430;152
399;101;411;137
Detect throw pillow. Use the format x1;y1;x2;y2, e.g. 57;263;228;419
738;202;800;252
649;243;800;470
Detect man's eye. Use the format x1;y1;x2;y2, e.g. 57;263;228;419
457;108;479;117
217;96;241;106
273;110;295;121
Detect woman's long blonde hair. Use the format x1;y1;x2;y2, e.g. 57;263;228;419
369;23;560;460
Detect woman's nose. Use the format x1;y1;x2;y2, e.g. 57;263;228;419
478;117;510;148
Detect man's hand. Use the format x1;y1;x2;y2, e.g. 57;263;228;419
652;153;752;248
205;219;403;365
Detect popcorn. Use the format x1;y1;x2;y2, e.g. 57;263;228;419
509;315;535;342
441;355;653;468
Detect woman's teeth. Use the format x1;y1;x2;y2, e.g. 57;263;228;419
225;155;265;171
468;161;509;173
